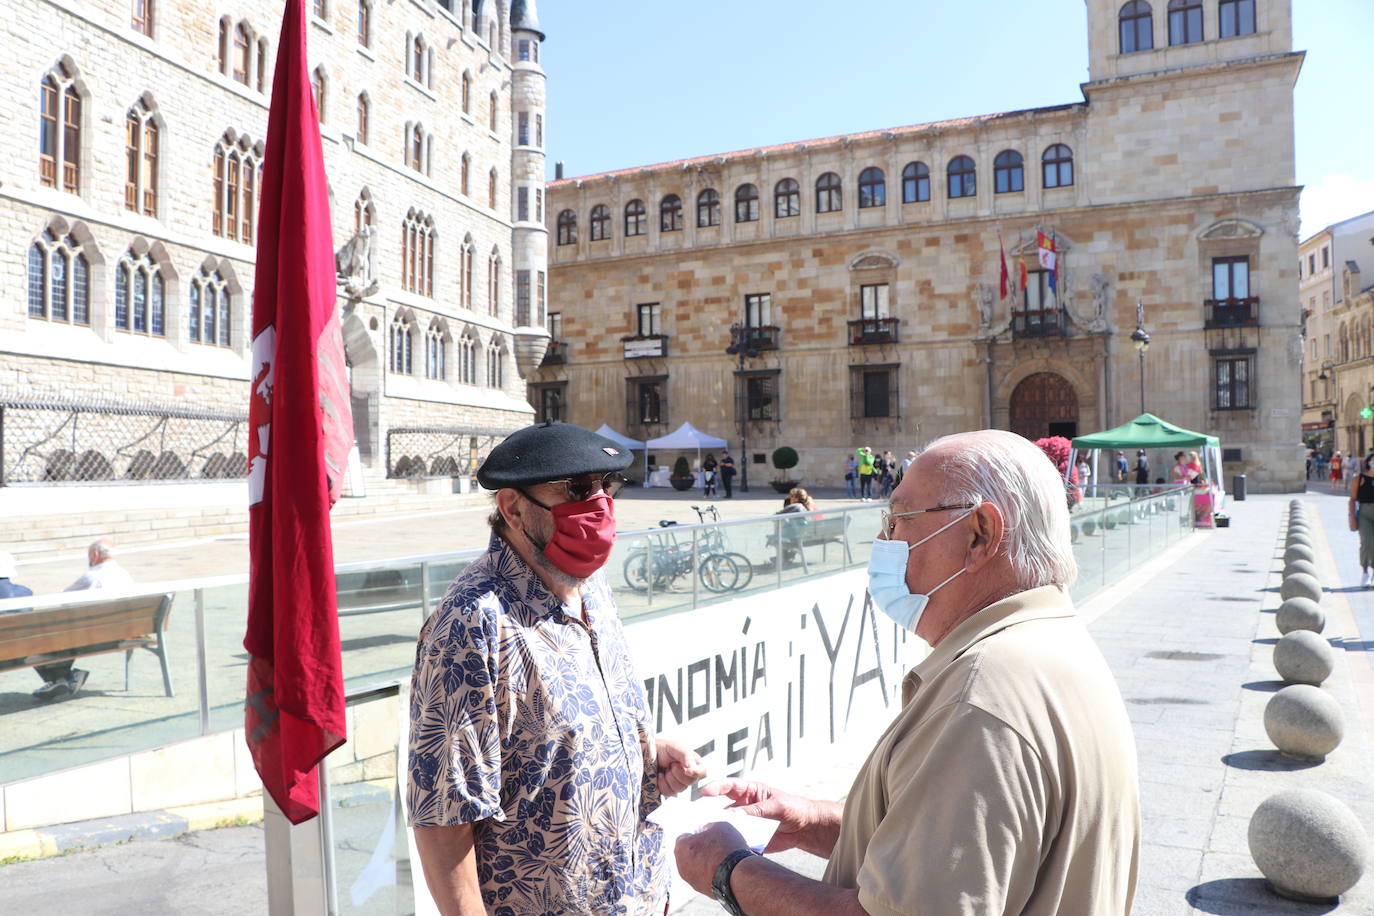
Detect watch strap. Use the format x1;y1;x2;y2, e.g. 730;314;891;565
711;847;758;916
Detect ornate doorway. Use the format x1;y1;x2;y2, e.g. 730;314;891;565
1010;372;1079;441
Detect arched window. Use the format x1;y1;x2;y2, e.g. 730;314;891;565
353;188;375;231
697;189;720;228
774;179;800;218
460;152;470;195
114;248;165;336
624;199;647;237
486;337;504;388
489;91;498;131
589;204;610;241
556;209;578;245
1168;0;1203;45
1042;144;1074;188
948;155;976;199
408;34;430;84
256;37;270;92
1219;0;1255;37
401;209;435;296
461;71;472;113
354;93;370;144
461;234;475;308
357;0;371;46
660;194;683;232
389;311;414;374
858;167;886;209
488;168;497;208
488;248;501;315
188;267;231;346
734;184;759;223
993;150;1024;194
313;0;327;19
406;122;432;174
815;172;842;213
40;68;82;193
124;97;159;215
425;319;447;380
457;329;477;385
27;228;91;325
132;0;154;36
213;133;261;242
311;66;327;123
233;23;252;84
1119;1;1154;52
901;162;930;203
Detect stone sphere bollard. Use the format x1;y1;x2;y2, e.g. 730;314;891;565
1249;789;1368;902
1276;597;1326;635
1081;517;1096;536
1285;534;1313;550
1274;631;1335;686
1279;573;1322;603
1264;685;1344;761
1283;558;1319;580
1283;544;1316;565
1102;513;1117;530
1070;523;1080;544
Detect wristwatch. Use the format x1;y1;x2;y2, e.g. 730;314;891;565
711;847;758;916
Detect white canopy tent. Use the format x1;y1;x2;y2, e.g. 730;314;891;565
593;424;647;484
645;422;729;484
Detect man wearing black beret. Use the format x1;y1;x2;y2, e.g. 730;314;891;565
407;420;706;915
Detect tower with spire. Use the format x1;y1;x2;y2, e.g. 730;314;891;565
509;0;550;378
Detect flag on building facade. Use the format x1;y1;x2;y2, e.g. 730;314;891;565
243;0;354;825
999;235;1011;300
1018;236;1029;293
1037;229;1059;296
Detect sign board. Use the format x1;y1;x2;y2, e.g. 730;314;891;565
624;337;668;359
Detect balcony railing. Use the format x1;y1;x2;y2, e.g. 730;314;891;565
622;334;669;359
742;325;781;351
847;317;900;345
1012;308;1068;339
1204;297;1260;328
541;340;568;366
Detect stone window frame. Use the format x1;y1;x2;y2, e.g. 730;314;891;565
901;162;930;203
113;244;168;337
947;155;977;199
425;317;450;380
456;327;478;386
815;172;842;213
461;234;475;309
660;194;684;232
389;308;416;375
1168;0;1204;46
353;187;376;231
124;93;161;216
486;336;506;389
311;66;328;123
532;381;567;424
1118;0;1154;54
356;92;369;145
27;223;95;326
556;209;578;245
39;61;85;194
212;131;263;243
356;0;371;47
188;263;233;347
401;208;436;297
696;189;721;228
734;183;759;223
132;0;155;37
624;198;647;237
993;150;1024;194
488;247;502;316
1042;144;1074;188
774;178;800;219
590;203;610;241
858;167;886;209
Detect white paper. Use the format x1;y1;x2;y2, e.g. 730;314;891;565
648;792;780;853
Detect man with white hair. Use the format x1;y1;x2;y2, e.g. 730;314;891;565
675;430;1140;915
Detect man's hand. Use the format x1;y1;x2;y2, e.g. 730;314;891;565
655;736;707;796
674;821;750;895
701;779;824;854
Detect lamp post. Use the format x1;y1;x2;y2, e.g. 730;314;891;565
725;323;759;493
1129;301;1151;417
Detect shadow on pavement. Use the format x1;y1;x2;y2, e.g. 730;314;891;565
1221;750;1322;771
1253;637;1279;645
1240;680;1284;693
1339;640;1374;653
1186;879;1337;914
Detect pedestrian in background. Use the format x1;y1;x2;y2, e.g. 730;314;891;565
856;446;876;501
1331;450;1345;492
1350;454;1374;588
843;453;858;500
1134;449;1150;486
34;538;136;700
702;452;718;497
719;450;737;498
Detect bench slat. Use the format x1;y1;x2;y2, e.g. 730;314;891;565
0;596;171;664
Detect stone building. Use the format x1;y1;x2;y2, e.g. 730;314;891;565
1297;209;1374;459
537;0;1304;492
0;0;549;491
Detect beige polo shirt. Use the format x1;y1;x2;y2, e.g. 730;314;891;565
823;586;1140;915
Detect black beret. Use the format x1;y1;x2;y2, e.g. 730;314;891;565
477;420;634;489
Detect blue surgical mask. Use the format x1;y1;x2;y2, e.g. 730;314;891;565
866;510;972;632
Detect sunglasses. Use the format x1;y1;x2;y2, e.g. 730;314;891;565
535;471;629;503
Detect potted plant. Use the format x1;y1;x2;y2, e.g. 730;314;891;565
669;456;695;491
770;446;800;494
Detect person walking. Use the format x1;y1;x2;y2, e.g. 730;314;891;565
843;453;858;500
719;450;737;498
879;450;897;498
856;446;877;501
1113;450;1129;484
1351;454;1374;588
1134;449;1150;486
702;453;718;497
1331;450;1345;493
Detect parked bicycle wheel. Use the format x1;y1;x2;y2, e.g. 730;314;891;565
623;551;652;592
699;552;745;593
723;552;754;591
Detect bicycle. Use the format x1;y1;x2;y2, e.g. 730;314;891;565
621;506;754;594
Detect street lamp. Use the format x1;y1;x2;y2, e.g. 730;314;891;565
725;323;760;493
1130;301;1151;417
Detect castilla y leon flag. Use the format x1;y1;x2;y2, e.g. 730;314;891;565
244;0;354;825
1037;229;1059;295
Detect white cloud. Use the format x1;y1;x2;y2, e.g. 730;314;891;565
1301;174;1374;238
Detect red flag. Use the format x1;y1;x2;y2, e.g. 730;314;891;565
244;0;354;825
1018;236;1029;292
999;235;1010;300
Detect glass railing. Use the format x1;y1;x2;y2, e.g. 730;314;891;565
1067;484;1195;603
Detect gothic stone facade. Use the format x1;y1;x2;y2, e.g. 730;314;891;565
537;0;1304;492
0;0;549;487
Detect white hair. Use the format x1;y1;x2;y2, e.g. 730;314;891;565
921;430;1077;589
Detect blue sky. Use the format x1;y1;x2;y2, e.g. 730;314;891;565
538;0;1374;238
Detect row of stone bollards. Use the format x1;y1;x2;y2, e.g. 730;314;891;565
1245;500;1369;903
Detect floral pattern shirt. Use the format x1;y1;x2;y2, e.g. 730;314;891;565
407;535;666;916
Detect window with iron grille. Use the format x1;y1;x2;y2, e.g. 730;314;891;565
532;383;567;423
850;365;899;419
736;371;779;422
627;377;667;427
1213;353;1253;410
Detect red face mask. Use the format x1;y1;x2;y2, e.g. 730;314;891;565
542;492;617;578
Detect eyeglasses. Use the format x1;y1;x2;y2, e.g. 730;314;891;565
535;471;629;503
880;502;977;539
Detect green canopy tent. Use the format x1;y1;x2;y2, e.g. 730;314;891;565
1070;413;1223;497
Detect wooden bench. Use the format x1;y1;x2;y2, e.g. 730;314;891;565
0;591;176;697
767;513;853;572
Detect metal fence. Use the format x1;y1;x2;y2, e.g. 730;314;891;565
0;395;248;486
384;426;512;479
